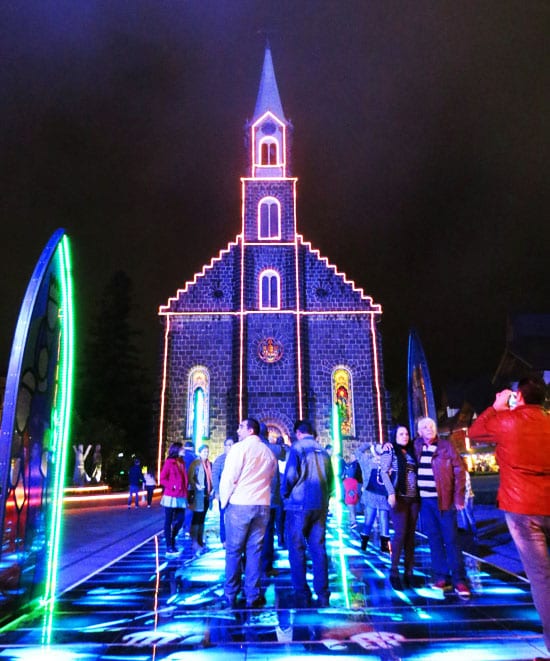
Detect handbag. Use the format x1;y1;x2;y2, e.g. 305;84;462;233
343;477;359;505
187;490;195;506
366;468;387;496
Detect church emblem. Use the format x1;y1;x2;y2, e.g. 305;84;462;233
258;337;283;363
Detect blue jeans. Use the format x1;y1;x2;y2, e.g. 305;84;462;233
224;504;270;606
363;506;390;536
505;511;550;651
128;486;140;507
420;497;466;584
164;507;185;549
261;507;277;573
285;509;330;606
183;506;194;534
219;506;226;544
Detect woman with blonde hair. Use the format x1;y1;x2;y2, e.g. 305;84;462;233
188;444;213;557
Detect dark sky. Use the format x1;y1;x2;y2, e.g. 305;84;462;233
1;1;548;398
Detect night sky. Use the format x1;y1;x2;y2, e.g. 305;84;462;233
1;1;548;400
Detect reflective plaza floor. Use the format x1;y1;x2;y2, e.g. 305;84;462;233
0;511;547;661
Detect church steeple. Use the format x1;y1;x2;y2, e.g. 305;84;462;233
253;44;285;123
242;45;297;244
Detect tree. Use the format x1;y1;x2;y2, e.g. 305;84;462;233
75;271;153;486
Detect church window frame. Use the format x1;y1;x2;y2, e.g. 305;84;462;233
258;197;281;240
259;137;279;165
332;366;355;438
185;366;210;440
259;269;280;310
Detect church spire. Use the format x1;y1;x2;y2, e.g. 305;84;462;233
253;44;285;122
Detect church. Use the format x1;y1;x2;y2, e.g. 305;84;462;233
157;46;389;457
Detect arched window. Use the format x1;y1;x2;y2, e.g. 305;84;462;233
259;270;280;310
260;138;278;165
185;367;210;440
258;197;281;239
332;367;355;437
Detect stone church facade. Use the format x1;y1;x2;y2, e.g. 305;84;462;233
158;47;388;457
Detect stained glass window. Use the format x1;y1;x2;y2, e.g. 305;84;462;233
185;367;210;440
332;367;354;437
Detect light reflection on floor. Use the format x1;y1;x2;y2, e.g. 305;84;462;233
0;515;546;660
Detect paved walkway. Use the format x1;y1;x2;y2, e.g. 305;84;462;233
59;499;164;593
58;499;523;595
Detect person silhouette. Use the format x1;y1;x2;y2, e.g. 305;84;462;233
91;444;102;483
73;444;92;486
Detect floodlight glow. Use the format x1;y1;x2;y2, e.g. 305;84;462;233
192;387;205;445
370;314;385;443
157;316;171;478
43;235;74;603
161;309;381;317
330;404;344;520
42;234;74;643
239;233;245;421
294;229;303;417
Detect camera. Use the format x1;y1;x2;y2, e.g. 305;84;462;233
508;392;518;409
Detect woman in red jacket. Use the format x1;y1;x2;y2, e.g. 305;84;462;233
159;442;188;555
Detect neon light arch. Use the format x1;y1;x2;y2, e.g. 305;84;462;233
0;229;74;628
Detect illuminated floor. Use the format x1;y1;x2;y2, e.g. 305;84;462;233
0;514;547;660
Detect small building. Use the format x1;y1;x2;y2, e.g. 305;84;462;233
493;313;550;388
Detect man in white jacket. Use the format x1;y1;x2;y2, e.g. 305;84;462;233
219;418;277;609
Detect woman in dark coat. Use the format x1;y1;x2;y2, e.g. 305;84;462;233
388;425;420;590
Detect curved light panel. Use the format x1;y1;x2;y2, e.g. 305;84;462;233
0;229;74;625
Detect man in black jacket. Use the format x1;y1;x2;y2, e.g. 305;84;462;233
282;420;334;608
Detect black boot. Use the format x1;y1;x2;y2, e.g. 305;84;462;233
389;573;403;591
360;534;369;551
190;524;200;554
380;536;391;553
403;572;416;589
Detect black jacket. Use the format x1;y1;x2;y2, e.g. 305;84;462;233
282;436;334;511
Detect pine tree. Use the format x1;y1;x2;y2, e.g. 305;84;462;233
75;271;152;487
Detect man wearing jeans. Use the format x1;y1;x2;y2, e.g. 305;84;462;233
415;417;470;597
282;420;334;608
469;376;550;653
219;418;277;608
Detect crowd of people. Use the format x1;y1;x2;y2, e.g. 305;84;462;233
132;375;549;654
151;414;470;607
